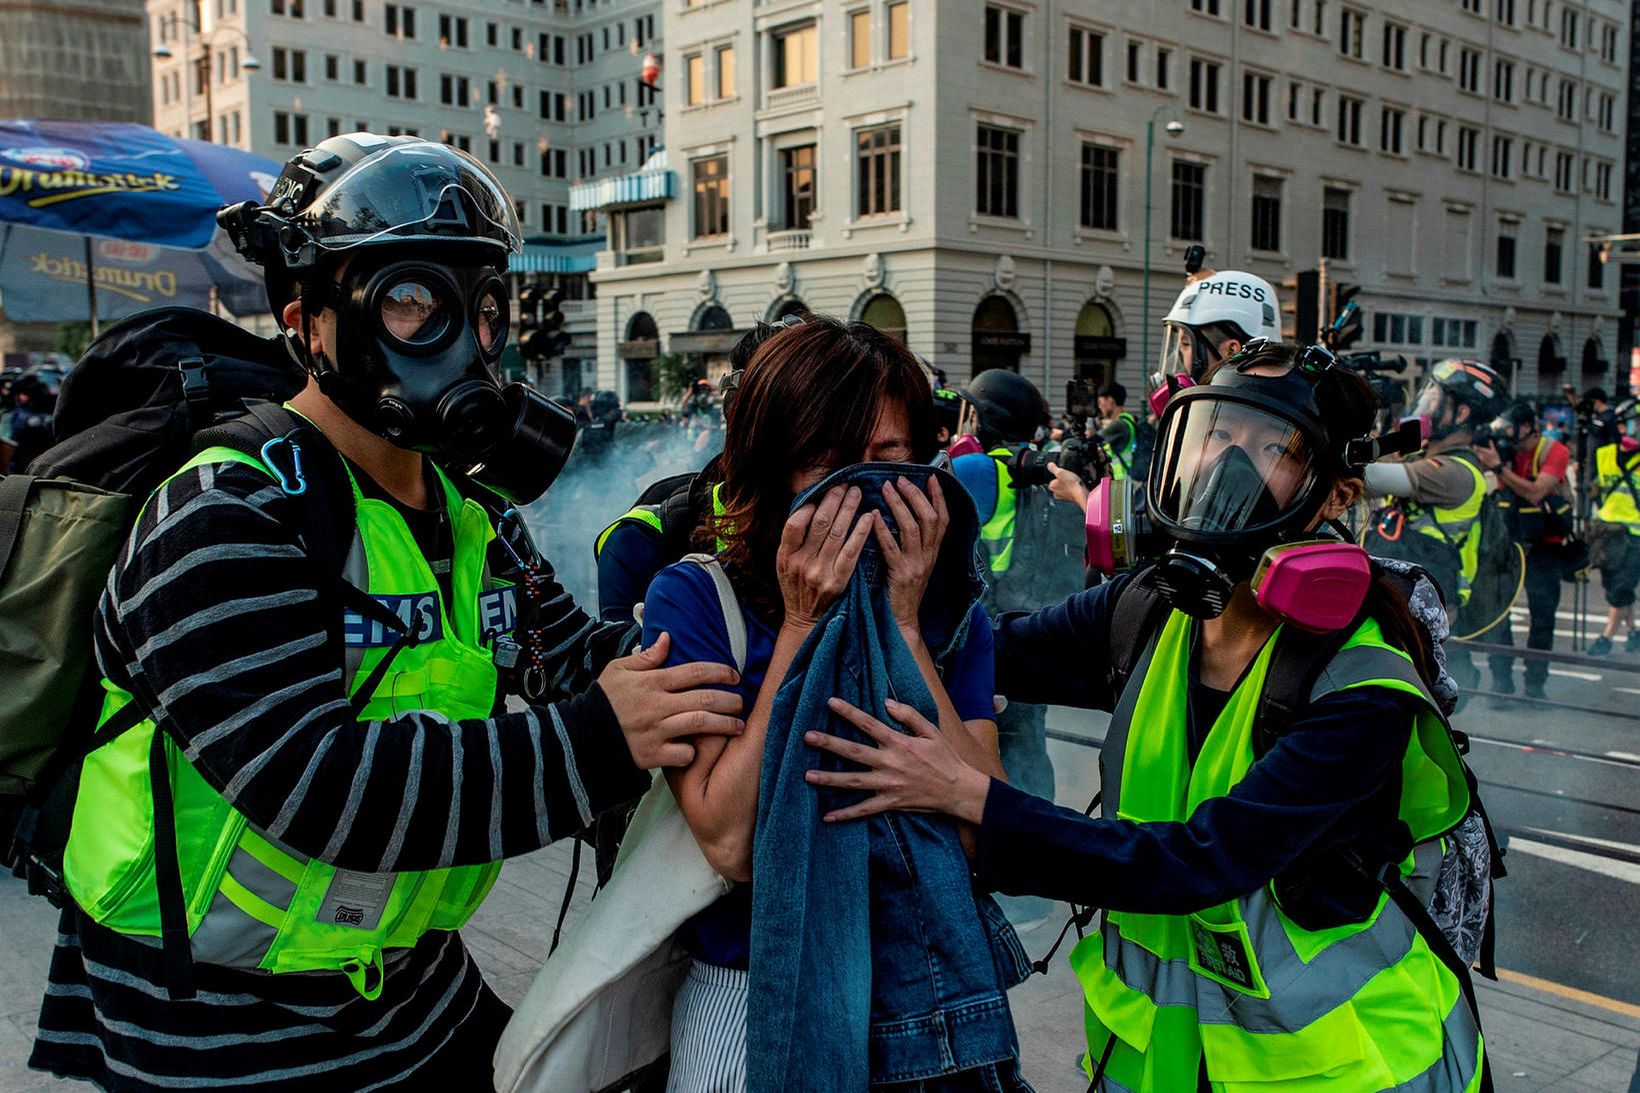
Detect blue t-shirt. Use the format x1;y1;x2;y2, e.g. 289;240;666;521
641;559;997;967
952;451;1002;523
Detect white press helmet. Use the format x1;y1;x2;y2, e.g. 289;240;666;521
1160;270;1283;382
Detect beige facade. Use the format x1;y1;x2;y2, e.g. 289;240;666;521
593;0;1630;410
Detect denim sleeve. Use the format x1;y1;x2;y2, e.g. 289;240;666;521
596;520;671;625
938;602;997;723
640;563;740;690
992;574;1130;711
974;687;1417;914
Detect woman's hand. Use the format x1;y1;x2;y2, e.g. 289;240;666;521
873;476;950;631
778;485;874;629
1047;462;1091;512
804;698;991;824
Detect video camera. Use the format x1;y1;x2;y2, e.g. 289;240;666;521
1011;434;1109;490
1471;422;1517;466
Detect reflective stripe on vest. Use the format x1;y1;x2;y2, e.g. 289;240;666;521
594;481;728;558
979;448;1019;573
1595;444;1640;533
1401;453;1487;606
65;444;505;999
1074;610;1480;1091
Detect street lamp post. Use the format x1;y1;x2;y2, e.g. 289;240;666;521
153;19;259;143
1141;106;1185;374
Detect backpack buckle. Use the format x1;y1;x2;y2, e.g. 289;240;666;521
178;356;211;427
260;435;308;496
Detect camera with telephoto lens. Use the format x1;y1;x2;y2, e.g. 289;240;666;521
1010;435;1109;489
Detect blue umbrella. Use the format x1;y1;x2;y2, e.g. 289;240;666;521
0;119;281;329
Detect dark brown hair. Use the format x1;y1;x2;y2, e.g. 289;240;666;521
700;316;936;619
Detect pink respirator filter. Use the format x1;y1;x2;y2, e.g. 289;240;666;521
1084;478;1116;573
1252;541;1373;634
947;434;984;459
1148;374;1196;418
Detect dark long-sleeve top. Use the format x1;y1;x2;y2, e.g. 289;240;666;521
32;458;649;1092
978;577;1418;924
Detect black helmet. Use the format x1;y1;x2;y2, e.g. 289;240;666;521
1495;398;1539;430
1414;358;1508;427
958;369;1047;444
219;133;523;316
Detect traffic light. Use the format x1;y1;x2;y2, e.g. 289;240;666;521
1282;270;1321;344
516;282;571;361
1325;282;1363;350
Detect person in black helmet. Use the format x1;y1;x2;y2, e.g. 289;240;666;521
30;134;745;1093
950;369;1083;928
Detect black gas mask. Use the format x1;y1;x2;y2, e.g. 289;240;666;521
309;254;578;504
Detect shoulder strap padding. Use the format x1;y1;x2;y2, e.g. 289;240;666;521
680;553;746;675
1106;565;1172;698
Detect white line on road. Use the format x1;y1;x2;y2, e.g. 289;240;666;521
1475;737;1640;769
1607;751;1640;762
1519;827;1640;856
1509;838;1640;884
1546;667;1604;681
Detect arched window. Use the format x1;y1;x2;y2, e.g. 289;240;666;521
970;295;1027;375
622;311;660;402
696;304;733;331
860;293;907;342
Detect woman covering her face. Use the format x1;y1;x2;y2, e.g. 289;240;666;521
638;317;1026;1092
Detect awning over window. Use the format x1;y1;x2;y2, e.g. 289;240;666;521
513;238;604;274
569;151;675;212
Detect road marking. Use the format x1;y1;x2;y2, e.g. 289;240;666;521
1608;751;1640;762
1495;968;1640;1020
1546;667;1603;681
1473;738;1640;770
1519;826;1640;856
1508;837;1640;884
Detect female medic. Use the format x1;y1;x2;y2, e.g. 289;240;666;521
806;340;1488;1092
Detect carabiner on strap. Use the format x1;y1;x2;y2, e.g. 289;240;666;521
259;434;308;496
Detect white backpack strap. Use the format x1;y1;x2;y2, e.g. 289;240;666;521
680;552;746;674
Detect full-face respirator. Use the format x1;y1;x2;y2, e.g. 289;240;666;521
1084;343;1422;632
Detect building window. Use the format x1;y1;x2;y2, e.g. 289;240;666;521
1496;222;1518;279
1338;7;1364;58
773;23;819;87
1190;0;1223;14
1126;39;1142;83
1243;0;1271;31
438;13;468;48
1170;161;1205;241
1382;21;1405;69
1079;143;1118;230
856;124;902;216
1493;59;1514;102
1490;134;1512;178
1156;47;1171;90
1321;187;1350;258
271;47;306;82
717;46;735;98
384;2;414;39
983;5;1024;68
1458;48;1481;93
685;54;704;104
272;110;308;145
1560;7;1579;49
1336;95;1362;145
440;74;470;106
692;155;729;238
976;124;1020;218
1457;126;1480;171
1242;71;1272;124
1250;174;1282;251
1587;243;1605;289
780;144;815;230
1379;105;1404;154
1544;226;1564;284
850;9;872;68
1068;26;1104;86
384;65;416;99
1188;57;1221;113
887;2;909;59
353;58;367;84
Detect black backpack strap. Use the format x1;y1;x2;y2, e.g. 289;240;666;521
1252;625;1358;757
657;478;702;558
148;723;195;1000
1105;565;1172;699
0;474;35;581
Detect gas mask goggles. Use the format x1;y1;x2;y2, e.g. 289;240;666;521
1088;342;1402;631
1147;322;1232;417
325;255;577;505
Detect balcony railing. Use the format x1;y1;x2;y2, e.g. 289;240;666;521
767;229;812;253
764;82;819;111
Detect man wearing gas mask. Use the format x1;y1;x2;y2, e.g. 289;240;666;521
31;135;745;1092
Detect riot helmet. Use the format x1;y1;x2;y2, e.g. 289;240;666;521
1410;358;1508;442
1158;270;1283;383
956;369;1048;446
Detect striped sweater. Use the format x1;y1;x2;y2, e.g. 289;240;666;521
31;458;649;1091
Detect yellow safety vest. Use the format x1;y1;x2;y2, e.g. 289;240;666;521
1072;611;1482;1091
1400;452;1488;605
65;445;507;999
979;447;1020;574
1595;443;1640;534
